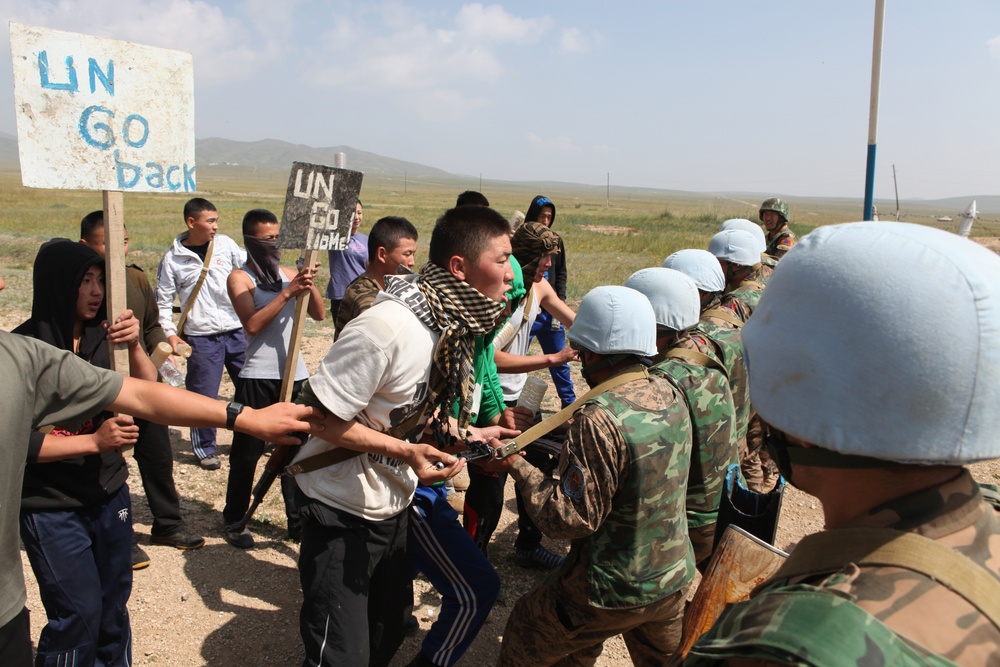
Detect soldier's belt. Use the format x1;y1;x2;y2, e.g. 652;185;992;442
489;367;648;460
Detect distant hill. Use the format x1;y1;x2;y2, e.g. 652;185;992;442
0;132;997;215
197;137;454;179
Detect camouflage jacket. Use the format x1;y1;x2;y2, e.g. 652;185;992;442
510;372;695;609
651;343;737;529
686;470;1000;666
765;224;798;259
720;264;770;324
684;317;750;442
334;273;381;339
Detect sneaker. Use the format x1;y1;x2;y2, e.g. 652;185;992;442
132;544;151;570
198;455;221;470
515;544;564;569
224;526;254;549
150;530;206;550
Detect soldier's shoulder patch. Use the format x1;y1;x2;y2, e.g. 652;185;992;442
778;237;795;249
562;465;586;500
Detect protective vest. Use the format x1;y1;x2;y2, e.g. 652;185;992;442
692;321;750;440
651;357;737;529
584;377;695;609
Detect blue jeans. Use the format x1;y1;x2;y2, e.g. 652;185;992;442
530;309;576;407
186;329;246;459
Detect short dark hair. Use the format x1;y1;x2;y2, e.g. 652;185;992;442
456;191;490;207
368;216;418;263
429;207;510;269
183;197;216;221
242;209;278;236
80;210;104;241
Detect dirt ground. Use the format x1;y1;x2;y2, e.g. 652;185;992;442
12;252;1000;666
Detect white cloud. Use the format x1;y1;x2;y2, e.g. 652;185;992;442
989;34;1000;60
454;3;552;43
559;27;605;55
411;89;489;122
527;132;584;153
0;0;282;85
313;4;553;91
559;27;589;54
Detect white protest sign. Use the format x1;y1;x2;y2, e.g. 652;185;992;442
9;22;195;192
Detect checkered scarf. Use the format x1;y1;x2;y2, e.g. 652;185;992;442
384;262;505;443
511;222;560;282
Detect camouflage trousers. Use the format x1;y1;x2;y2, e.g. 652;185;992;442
498;563;690;667
689;523;716;574
740;414;779;494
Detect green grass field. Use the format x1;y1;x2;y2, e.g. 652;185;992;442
1;164;994;327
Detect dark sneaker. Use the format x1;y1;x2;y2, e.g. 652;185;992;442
515;545;564;569
150;530;206;550
198;455;221;470
132;544;151;570
224;526;254;549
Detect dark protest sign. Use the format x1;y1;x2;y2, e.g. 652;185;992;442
278;162;364;251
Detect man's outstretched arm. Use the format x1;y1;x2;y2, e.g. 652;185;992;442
110;376;324;445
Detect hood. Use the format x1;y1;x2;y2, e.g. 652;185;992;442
14;239;106;353
525;195;557;227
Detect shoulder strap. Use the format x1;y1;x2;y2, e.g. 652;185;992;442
285;400;434;476
774;527;1000;628
703;308;744;328
492;366;648;459
497;287;536;353
176;239;215;336
664;347;727;375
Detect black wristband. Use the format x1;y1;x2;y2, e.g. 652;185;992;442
226;402;245;431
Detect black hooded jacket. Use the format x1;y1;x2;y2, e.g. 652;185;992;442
13;240;128;510
525;195;567;300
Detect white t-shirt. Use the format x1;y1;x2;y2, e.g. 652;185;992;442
496;288;541;402
292;292;438;521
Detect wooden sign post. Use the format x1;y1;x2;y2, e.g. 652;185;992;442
9;22;196;373
235;161;363;531
276;161;364;400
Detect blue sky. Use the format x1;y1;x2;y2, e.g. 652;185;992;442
2;1;999;199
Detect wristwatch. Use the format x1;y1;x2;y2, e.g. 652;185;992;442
226;401;245;431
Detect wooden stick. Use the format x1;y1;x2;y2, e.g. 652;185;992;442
102;190;130;374
279;248;318;402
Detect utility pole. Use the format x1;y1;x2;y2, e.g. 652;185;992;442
863;0;886;221
892;164;900;221
606;172;610;208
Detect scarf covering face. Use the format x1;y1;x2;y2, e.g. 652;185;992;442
243;235;284;292
384;261;506;442
511;222;560;284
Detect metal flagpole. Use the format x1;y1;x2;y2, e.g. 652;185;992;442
863;0;886;221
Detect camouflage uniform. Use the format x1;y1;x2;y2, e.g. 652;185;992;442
651;337;738;569
765;223;798;259
686;469;1000;666
697;295;777;493
719;263;772;325
334;273;381;339
499;372;695;667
